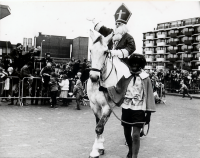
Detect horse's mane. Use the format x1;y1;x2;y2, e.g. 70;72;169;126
93;36;103;45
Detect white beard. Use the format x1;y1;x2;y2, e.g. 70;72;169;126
112;24;128;43
112;34;122;42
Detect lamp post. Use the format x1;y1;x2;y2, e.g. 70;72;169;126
41;40;45;58
40;40;45;69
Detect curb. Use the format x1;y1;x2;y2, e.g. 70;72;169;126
166;93;200;99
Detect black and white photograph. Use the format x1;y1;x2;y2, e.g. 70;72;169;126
0;0;200;158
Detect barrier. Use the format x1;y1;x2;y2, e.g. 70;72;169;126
0;76;21;104
0;81;5;96
20;77;78;106
164;79;200;94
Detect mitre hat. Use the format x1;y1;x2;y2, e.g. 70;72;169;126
114;3;132;24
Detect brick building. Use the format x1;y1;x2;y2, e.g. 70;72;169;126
0;41;12;59
35;32;89;62
72;37;89;60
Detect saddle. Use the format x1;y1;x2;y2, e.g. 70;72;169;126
107;75;133;107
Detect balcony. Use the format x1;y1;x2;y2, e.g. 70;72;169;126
168;58;177;62
146;43;154;47
157;34;166;38
157;50;166;54
145;65;153;69
169;50;178;54
157;42;166;46
184;40;193;45
146;58;154;62
170;33;178;38
146;35;154;40
156;58;166;62
183;57;192;62
169;41;179;46
182;65;192;70
145;50;153;54
184;31;194;36
156;65;165;69
184;48;193;53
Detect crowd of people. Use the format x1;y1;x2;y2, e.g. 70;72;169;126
0;43;90;110
145;68;200;101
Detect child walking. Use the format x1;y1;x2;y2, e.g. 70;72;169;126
177;80;192;100
73;79;84;110
49;72;59;108
58;74;69;106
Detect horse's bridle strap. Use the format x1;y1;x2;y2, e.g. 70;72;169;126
89;68;101;73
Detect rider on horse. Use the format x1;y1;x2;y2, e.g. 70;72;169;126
90;3;136;80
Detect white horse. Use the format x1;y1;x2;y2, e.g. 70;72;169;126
87;30;129;158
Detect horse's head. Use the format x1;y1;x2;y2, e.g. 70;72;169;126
89;30;113;82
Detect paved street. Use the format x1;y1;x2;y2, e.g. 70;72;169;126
0;95;200;158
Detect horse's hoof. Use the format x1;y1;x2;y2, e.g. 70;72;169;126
88;156;99;158
98;149;104;155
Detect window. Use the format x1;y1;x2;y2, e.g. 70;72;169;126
2;48;6;53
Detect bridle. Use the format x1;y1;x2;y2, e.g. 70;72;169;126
89;51;114;82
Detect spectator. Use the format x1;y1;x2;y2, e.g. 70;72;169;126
20;61;33;105
55;64;61;74
66;64;74;79
58;74;69;106
40;62;54;105
7;67;20;105
177;80;192;100
44;53;53;66
31;68;42;105
81;59;90;83
40;62;54;92
10;43;24;72
72;59;80;77
2;55;12;72
76;72;82;80
0;67;7;81
0;67;8;98
73;79;84;110
49;72;59;108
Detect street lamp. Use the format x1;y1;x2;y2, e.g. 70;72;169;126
41;40;45;58
40;40;45;69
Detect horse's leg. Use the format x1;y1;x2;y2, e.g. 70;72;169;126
95;105;112;154
89;102;102;158
95;104;112;134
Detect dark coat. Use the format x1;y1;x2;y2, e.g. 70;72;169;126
49;77;59;91
8;71;20;85
98;25;136;60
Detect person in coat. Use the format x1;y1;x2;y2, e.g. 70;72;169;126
100;54;156;158
20;62;33;105
58;74;69;106
73;79;84;110
7;67;20;105
49;72;59;108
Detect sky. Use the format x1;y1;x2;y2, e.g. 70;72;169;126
0;0;200;53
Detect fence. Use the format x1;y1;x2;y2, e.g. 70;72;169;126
0;76;21;104
165;79;200;94
0;81;5;96
0;76;82;106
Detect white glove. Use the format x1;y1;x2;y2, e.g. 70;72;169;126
110;49;129;58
